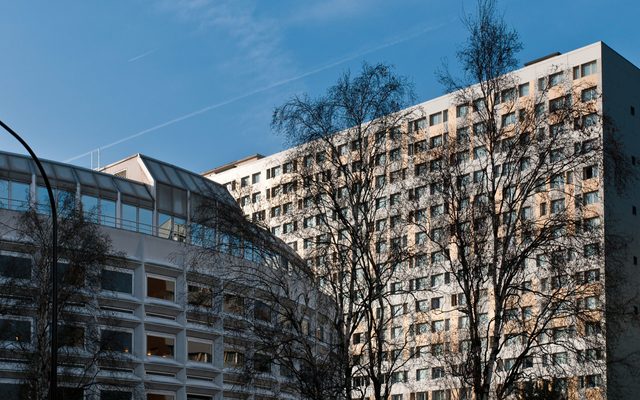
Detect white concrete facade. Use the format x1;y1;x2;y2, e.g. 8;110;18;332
205;42;640;399
0;152;320;400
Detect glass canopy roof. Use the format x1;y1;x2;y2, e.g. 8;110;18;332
0;151;237;210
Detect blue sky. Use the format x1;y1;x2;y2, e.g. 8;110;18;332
0;0;639;174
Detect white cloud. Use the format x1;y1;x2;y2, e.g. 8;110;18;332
156;0;293;85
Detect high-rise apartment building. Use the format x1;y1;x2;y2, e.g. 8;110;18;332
205;42;640;399
0;151;328;400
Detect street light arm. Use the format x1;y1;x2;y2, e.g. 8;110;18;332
0;119;58;400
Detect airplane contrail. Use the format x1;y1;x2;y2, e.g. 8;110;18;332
127;49;157;63
65;23;445;163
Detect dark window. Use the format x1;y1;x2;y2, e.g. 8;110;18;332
353;333;362;344
254;300;271;322
58;325;84;348
101;391;132;400
0;318;31;342
583;165;598;180
57;262;84;286
148;394;174;400
0;383;26;400
188;285;212;307
100;330;132;353
0;254;31;279
57;388;83;400
253;353;272;373
223;294;244;314
101;269;133;294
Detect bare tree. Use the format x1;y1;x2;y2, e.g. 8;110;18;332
271;63;421;400
181;190;341;400
407;1;635;399
0;197;138;399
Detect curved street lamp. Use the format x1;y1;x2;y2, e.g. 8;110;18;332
0;119;58;400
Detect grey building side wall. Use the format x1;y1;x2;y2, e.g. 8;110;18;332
601;44;640;400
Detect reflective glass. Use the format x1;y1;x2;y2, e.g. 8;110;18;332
158;213;172;238
81;195;99;222
101;269;133;294
138;208;153;234
173;217;186;242
121;204;137;231
0;179;8;208
11;182;30;211
101;199;116;227
187;339;212;363
100;329;132;353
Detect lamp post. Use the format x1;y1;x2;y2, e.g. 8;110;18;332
0;119;58;400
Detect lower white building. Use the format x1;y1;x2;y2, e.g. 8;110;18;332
0;152;326;400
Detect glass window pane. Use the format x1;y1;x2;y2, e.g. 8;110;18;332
0;254;32;279
138;208;153;234
230;235;243;258
156;184;172;213
37;186;50;214
81;194;99;222
0;179;8;208
172;187;187;216
10;182;30;211
173;217;186;242
100;330;132;353
101;199;116;227
57;190;76;214
56;388;83;400
147;276;175;301
188;285;212;307
57;261;84;286
121;204;137;231
101;269;133;294
58;324;85;348
0;383;25;400
101;390;132;400
219;233;230;254
147;334;174;358
187;339;213;363
0;318;31;342
158;213;172;239
147;395;174;400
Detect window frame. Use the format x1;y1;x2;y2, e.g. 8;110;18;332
145;273;177;303
0;251;32;280
0;316;32;344
187;337;214;364
146;331;176;359
101;266;134;295
100;327;134;354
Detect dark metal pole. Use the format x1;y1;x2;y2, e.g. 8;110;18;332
0;120;58;400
